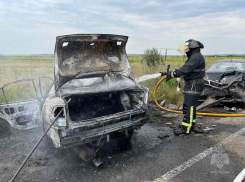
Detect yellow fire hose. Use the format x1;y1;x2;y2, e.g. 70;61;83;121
153;76;245;117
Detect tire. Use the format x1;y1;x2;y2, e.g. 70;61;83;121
42;123;64;155
42;123;56;150
0;119;13;137
44;133;62;154
44;134;55;148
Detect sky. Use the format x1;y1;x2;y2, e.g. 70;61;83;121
0;0;245;55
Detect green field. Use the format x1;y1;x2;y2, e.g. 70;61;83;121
0;55;244;105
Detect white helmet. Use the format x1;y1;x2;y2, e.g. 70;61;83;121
177;39;204;55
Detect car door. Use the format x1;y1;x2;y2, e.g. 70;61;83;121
38;76;54;106
0;79;42;130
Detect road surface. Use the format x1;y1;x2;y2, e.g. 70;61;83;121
0;104;245;182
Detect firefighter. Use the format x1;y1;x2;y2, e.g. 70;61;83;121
167;39;205;135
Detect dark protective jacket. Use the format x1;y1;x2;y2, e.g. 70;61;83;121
175;48;205;81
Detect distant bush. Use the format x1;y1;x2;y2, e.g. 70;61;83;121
143;48;162;67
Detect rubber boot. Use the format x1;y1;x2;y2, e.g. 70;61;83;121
174;126;190;136
191;124;205;133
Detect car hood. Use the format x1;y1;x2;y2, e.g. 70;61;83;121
205;71;245;85
54;34;133;90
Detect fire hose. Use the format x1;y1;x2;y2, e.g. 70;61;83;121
153;75;245;117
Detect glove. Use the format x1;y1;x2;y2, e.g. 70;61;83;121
160;72;168;76
166;70;177;81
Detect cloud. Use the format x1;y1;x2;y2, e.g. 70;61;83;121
0;0;244;54
122;10;245;39
23;26;87;37
141;1;161;7
123;9;245;54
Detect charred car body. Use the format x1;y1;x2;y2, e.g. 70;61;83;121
42;34;149;150
200;59;245;105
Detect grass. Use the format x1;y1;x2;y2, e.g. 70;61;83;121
0;57;53;103
0;55;244;105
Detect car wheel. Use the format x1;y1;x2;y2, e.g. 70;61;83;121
44;134;54;148
42;123;56;150
0;119;13;137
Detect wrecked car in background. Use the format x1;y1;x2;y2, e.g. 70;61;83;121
199;59;245;106
42;34;149;163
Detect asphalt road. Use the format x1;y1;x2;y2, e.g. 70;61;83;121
1;105;245;182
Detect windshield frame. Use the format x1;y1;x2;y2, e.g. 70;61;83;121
207;62;245;73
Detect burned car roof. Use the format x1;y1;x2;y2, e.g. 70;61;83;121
54;34;132;90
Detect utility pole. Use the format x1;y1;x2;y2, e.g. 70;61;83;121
159;48;177;62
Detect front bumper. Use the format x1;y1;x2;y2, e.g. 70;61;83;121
60;116;149;148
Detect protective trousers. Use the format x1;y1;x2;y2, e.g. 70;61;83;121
181;82;204;134
182;94;199;133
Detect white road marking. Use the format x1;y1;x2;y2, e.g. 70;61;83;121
152;126;245;182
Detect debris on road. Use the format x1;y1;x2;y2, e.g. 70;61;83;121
224;106;235;111
224;106;242;112
167;104;178;110
157;134;170;140
203;127;215;132
197;97;225;111
162;113;178;118
197;123;203;128
197;116;205;119
160;100;166;106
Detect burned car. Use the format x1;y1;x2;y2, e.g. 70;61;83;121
42;34;149;159
199;59;245;106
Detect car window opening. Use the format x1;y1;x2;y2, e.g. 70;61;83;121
5;107;15;114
